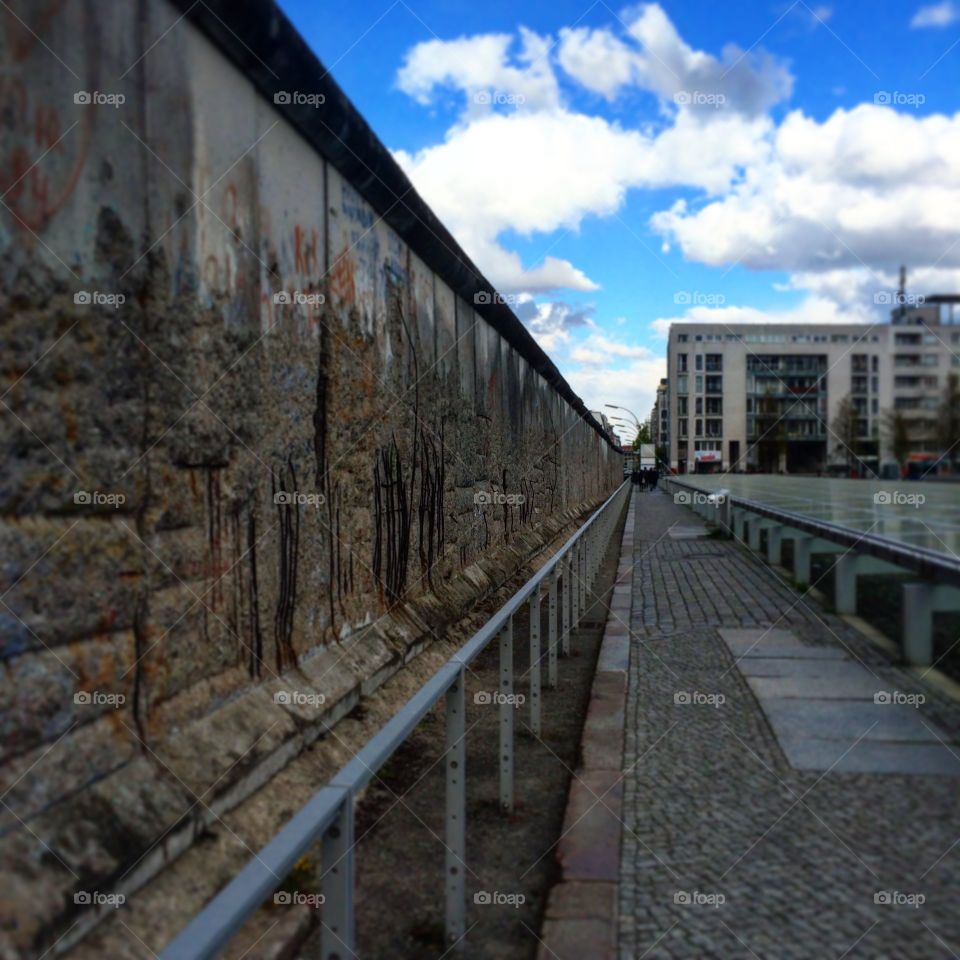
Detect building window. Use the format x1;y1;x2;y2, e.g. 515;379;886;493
678;353;688;372
695;418;703;437
695;375;703;393
677;375;688;394
695;354;703;370
695;397;703;415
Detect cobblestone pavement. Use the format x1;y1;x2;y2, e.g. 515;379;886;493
619;488;960;960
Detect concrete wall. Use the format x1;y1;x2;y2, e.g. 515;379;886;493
0;2;619;955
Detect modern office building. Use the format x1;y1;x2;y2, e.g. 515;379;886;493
650;378;669;456
665;296;960;475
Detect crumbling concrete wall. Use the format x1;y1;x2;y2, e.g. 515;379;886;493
0;2;620;955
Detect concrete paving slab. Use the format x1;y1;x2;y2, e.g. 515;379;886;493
720;627;848;660
747;675;883;701
667;524;709;539
762;698;939;743
778;737;960;775
738;658;877;679
733;644;850;661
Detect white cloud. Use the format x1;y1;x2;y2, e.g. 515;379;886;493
910;2;959;28
558;5;793;114
396;28;559;112
556;26;640;101
394;4;789;293
565;354;667;428
648;295;875;339
515;299;594;351
395;106;773;291
651;105;960;277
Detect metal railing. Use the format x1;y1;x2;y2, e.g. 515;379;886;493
159;480;631;960
662;476;960;666
662;476;960;588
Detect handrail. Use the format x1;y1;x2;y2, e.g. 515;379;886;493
665;476;960;588
159;479;631;959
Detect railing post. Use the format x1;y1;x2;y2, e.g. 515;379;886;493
793;534;812;585
321;794;355;960
766;524;782;567
445;668;466;946
572;544;581;628
548;571;559;688
499;620;514;813
578;539;586;617
561;555;571;655
529;588;542;737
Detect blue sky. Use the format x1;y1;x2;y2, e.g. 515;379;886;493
277;0;960;441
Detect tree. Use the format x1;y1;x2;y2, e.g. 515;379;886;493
831;394;861;474
937;373;960;471
882;408;910;477
633;420;652;448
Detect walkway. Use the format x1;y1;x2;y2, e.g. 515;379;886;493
619;488;960;959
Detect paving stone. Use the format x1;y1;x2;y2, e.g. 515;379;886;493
618;488;960;960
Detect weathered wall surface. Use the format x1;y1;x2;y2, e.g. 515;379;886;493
0;1;619;955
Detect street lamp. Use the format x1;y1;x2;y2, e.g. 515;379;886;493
605;403;641;429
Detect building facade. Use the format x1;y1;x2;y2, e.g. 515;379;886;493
666;299;960;475
650;378;669;461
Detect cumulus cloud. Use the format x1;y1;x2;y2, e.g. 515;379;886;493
395;107;773;291
558;4;793;114
515;299;594;351
910;2;959;28
650;105;960;278
393;4;789;293
396;28;559;113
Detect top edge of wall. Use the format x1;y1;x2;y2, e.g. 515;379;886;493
167;0;620;451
